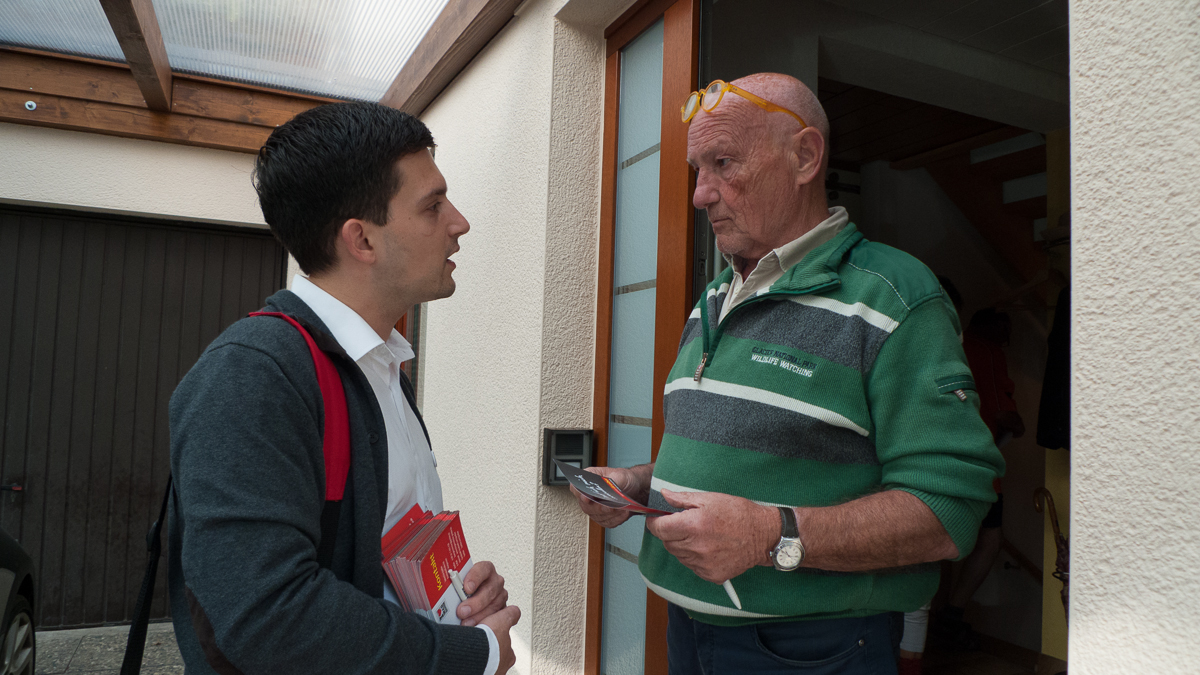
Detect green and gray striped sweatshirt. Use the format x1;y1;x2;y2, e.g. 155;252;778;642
638;224;1005;626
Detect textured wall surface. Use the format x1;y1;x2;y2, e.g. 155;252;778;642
527;11;606;675
417;0;632;672
521;0;650;669
1071;1;1200;672
0;122;265;227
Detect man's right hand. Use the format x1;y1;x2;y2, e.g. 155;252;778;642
569;464;653;528
479;605;521;674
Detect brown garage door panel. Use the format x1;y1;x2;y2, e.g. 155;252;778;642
0;206;286;628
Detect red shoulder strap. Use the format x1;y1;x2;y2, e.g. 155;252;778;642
249;312;351;502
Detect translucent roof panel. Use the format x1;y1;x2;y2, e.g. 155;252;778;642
0;0;126;62
155;0;452;101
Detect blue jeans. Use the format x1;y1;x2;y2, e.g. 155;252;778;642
667;603;901;675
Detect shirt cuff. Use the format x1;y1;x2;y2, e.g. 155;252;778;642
478;625;500;675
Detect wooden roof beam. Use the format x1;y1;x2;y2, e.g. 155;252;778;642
1;49;333;154
99;0;172;112
379;0;524;115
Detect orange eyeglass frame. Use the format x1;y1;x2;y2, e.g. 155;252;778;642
681;79;808;128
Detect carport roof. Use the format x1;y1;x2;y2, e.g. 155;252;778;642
0;0;450;101
0;0;524;153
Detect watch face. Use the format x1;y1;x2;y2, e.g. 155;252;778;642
775;541;802;569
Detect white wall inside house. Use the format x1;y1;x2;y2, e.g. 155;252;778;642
1071;1;1200;673
416;0;635;673
0;122;265;228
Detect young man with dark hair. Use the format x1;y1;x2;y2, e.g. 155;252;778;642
168;102;519;675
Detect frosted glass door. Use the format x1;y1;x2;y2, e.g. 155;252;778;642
600;18;664;675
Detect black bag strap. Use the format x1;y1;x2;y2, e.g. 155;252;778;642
316;501;343;570
119;475;346;673
119;475;172;675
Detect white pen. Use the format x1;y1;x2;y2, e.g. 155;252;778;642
450;569;469;602
722;579;742;610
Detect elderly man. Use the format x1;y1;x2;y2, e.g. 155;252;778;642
573;74;1004;674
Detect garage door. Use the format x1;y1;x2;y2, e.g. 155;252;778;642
0;205;287;628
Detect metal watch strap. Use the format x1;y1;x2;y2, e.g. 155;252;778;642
778;506;799;538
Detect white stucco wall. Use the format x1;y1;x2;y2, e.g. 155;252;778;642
1071;1;1200;672
417;0;633;673
0;122;265;227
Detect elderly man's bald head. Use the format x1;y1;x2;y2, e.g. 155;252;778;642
686;73;833;267
731;73;830;154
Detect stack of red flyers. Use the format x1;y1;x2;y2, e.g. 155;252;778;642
381;504;474;625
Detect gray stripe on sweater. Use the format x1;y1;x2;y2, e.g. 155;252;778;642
680;317;701;348
647;490;686;513
722;299;891;372
706;290;727;332
678;286;725;349
663;389;878;464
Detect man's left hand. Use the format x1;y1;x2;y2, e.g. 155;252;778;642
456;560;508;627
645;490;780;583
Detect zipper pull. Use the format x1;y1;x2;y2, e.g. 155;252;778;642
694;353;709;382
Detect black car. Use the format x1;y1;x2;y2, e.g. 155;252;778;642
0;529;33;675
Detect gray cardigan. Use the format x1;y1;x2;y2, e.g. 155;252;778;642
167;290;488;675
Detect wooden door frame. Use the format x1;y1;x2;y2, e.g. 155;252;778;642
585;1;699;674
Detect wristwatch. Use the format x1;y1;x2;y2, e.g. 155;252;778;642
769;506;805;571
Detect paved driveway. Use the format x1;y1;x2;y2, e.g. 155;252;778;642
35;623;183;675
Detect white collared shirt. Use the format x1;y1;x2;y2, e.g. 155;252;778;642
719;206;850;322
290;277;498;674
